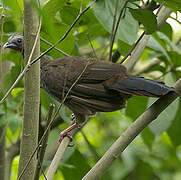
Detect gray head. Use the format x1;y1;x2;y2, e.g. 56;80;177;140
3;34;24;52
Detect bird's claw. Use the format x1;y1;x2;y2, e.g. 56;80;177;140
59;132;74;147
59;132;73;142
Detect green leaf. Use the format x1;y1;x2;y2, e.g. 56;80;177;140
147;36;170;61
118;40;132;56
42;0;65;17
0;115;7;127
144;64;166;73
76;9;108;46
149;73;179;135
1;112;22;133
4;18;16;33
141;127;155;149
126;96;148;120
93;0;139;44
155;0;181;12
3;63;24;92
129;8;157;34
159;22;173;40
156;32;181;54
40;22;75;58
60;6;79;26
11;87;24;98
124;160;156;180
3;0;23;17
126;96;154;148
167;98;181;147
168;51;181;68
61;149;91;180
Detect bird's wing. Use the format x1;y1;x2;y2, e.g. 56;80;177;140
40;57;128;115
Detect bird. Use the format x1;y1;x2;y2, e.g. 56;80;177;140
3;34;175;142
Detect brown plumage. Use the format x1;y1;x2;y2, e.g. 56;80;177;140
3;35;175;140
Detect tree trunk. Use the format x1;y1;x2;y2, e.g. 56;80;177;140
0;125;6;180
18;0;40;179
0;10;6;180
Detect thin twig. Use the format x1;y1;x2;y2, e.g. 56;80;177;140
34;104;55;180
81;131;100;161
38;156;47;180
120;32;145;64
40;37;70;57
27;20;42;65
87;33;98;60
176;37;181;46
169;16;181;25
155;1;165;15
109;0;129;62
0;6;5;91
129;2;141;9
109;0;119;61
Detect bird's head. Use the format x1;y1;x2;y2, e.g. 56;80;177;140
3;34;24;53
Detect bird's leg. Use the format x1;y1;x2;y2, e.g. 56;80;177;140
59;113;86;143
59;113;79;143
71;113;76;123
59;122;77;143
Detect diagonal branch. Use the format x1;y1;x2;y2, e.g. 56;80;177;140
40;37;70;57
82;79;181;180
124;5;171;73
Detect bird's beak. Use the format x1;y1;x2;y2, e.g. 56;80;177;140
3;42;18;49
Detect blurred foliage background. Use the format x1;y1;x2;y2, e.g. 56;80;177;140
0;0;181;179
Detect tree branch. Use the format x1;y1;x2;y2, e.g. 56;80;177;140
34;104;54;180
17;0;40;179
124;6;172;73
46;130;76;180
82;79;181;180
46;125;84;180
0;6;5;180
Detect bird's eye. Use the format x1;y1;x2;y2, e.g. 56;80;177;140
17;38;22;43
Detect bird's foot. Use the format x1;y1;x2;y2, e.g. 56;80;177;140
71;113;76;123
59;123;77;144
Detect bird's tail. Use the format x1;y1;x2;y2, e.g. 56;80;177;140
110;75;175;97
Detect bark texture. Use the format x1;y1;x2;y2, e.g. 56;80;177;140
18;0;40;179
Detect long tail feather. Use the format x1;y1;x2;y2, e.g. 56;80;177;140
112;75;175;97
